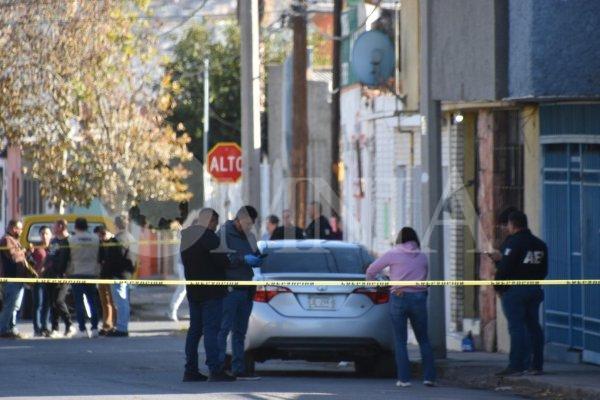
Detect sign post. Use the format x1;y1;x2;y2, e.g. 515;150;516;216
207;142;242;183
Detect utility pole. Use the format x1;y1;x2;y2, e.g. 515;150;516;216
202;58;210;204
330;0;342;215
291;1;308;228
420;0;447;358
240;0;261;209
203;58;209;166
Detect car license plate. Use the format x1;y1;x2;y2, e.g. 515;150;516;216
308;295;336;310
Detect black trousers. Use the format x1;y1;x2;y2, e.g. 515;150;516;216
48;283;72;330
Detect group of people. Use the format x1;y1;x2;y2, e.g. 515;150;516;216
0;216;135;339
179;205;263;382
1;204;548;388
167;201;342;321
262;202;343;241
366;208;547;387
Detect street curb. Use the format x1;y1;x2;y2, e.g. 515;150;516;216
436;362;600;400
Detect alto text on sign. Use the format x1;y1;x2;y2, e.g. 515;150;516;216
207;142;242;183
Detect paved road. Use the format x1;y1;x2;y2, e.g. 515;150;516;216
0;322;522;400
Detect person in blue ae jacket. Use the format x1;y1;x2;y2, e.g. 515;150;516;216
489;210;548;377
217;205;262;380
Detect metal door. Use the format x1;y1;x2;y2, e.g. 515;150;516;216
543;143;600;362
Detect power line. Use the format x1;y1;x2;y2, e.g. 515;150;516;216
158;0;210;37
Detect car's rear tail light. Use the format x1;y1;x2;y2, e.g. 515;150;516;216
353;287;390;304
253;286;291;303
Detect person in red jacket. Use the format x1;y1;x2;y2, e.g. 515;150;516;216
30;226;52;337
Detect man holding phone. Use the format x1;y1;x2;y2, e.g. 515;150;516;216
489;210;548;377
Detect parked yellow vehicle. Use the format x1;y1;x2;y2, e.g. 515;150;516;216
20;214;115;247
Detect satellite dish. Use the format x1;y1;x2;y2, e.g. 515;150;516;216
351;30;395;87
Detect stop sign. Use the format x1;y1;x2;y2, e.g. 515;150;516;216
207;142;242;183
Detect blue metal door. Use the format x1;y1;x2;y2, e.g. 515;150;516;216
543;143;600;362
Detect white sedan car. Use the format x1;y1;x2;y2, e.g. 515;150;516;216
244;240;395;376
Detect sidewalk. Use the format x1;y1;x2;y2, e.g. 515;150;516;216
434;350;600;400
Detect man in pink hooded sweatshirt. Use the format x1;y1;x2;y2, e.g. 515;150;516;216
366;227;435;388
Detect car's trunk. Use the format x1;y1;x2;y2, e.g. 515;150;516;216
259;272;376;318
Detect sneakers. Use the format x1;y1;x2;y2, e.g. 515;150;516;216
495;367;524;377
396;381;411;387
233;372;261;381
423;380;436;387
64;325;77;338
90;329;99;338
73;330;89;339
182;372;208;382
49;330;62;338
208;371;237;382
106;330;129;337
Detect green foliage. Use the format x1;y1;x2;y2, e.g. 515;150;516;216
0;0;192;212
165;23;242;161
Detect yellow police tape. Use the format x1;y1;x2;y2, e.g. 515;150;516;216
1;277;599;286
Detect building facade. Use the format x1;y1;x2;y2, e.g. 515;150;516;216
428;0;600;361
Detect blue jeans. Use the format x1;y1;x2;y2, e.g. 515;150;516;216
32;284;50;334
72;283;99;331
389;291;436;382
0;283;24;334
501;286;545;371
218;289;253;374
111;283;130;332
185;297;223;375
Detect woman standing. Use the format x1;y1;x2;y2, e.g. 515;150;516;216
366;227;436;388
31;226;52;337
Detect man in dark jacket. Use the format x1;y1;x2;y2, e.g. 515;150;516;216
180;208;234;382
270;209;304;240
217;205;261;380
491;211;548;377
304;201;332;239
105;216;135;337
44;219;75;338
0;220;26;338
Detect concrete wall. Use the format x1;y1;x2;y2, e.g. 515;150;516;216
265;64;332;219
508;0;600;99
307;80;332;212
430;0;508;101
266;65;287;217
522;105;541;235
340;85;422;253
400;0;420;111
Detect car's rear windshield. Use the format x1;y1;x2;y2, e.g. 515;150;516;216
260;246;372;274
